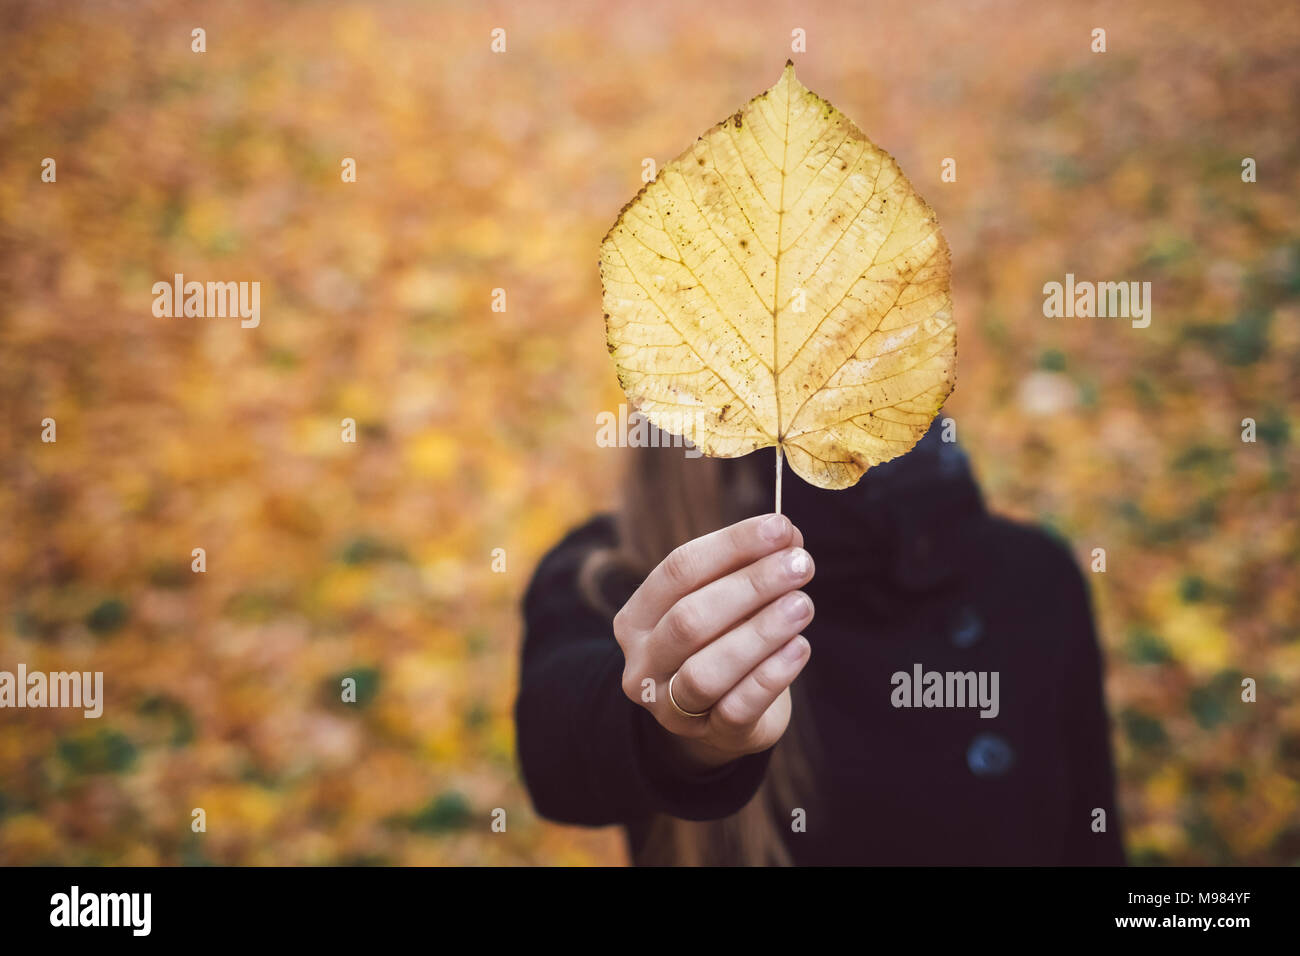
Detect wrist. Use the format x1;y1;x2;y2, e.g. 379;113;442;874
664;733;746;776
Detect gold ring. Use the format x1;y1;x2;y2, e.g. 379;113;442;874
668;672;709;719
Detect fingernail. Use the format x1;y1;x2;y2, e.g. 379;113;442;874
780;636;809;663
780;591;811;623
787;548;811;577
759;514;788;543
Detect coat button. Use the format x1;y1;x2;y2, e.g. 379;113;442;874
967;733;1014;778
950;606;982;648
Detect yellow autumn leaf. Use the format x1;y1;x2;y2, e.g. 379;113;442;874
600;62;955;492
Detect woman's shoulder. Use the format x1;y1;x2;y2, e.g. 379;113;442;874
978;512;1082;564
533;514;618;573
965;511;1095;619
522;514;620;619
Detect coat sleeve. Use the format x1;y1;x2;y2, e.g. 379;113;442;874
1058;555;1127;865
513;517;772;826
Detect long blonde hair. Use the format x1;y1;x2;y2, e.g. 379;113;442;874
579;444;817;866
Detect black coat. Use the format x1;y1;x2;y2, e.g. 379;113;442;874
515;423;1126;865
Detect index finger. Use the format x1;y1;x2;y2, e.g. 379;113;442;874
616;513;804;634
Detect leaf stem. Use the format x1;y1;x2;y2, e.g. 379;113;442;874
775;444;784;516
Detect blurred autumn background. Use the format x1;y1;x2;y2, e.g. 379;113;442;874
1;0;1297;865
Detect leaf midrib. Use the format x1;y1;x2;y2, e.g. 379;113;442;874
771;79;792;444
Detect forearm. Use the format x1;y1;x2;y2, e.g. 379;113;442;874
515;639;772;825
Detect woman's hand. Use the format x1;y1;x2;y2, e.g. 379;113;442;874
613;513;815;774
